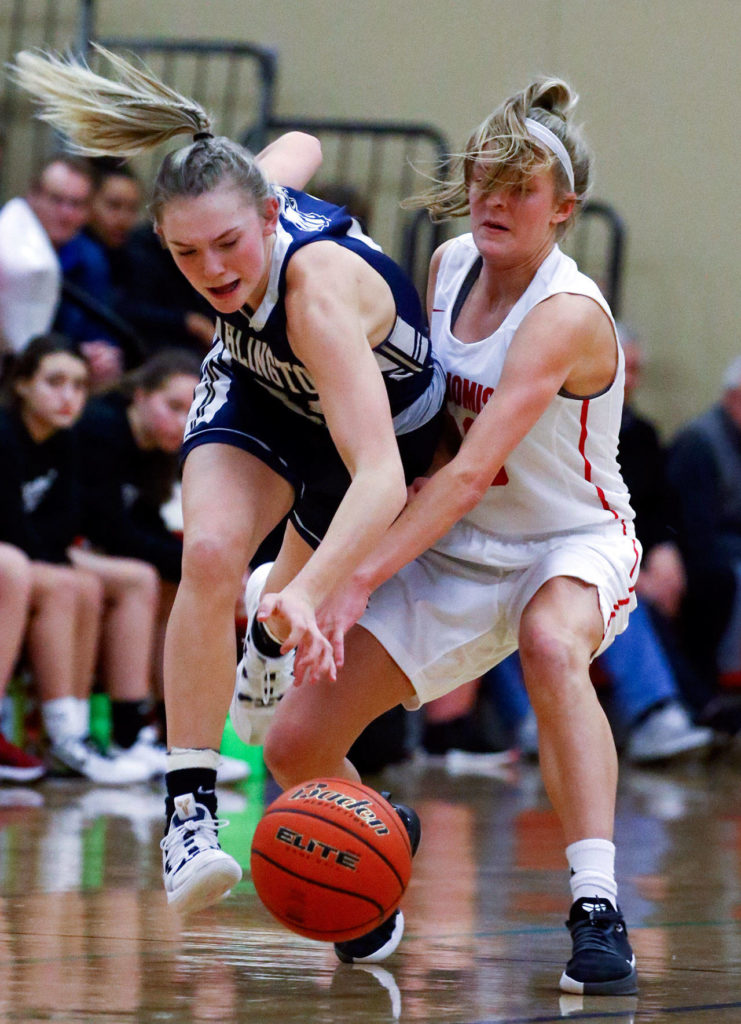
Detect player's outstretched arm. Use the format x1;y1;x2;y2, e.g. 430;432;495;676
257;243;407;680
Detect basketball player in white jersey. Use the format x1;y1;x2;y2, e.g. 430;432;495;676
262;78;641;994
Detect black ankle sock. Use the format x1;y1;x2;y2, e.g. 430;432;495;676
110;699;150;749
165;767;218;827
251;617;283;658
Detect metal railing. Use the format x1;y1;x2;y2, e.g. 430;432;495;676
567;200;627;319
0;1;627;333
0;0;92;198
265;115;452;298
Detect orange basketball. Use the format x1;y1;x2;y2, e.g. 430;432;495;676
250;778;413;942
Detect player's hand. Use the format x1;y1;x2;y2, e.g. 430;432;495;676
313;575;373;672
258;589;336;685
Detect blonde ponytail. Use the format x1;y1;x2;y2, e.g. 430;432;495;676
10;44;213;158
9;44;273;226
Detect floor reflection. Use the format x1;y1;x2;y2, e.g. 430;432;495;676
0;756;739;1022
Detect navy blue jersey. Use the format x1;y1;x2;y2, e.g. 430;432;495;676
183;187;445;549
204;186;438;431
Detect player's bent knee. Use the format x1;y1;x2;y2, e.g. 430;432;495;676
181;531;245;593
518;621;583;680
263;720;328;789
0;543;31;585
134;562;160;608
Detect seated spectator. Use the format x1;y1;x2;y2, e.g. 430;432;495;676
49;160;131;388
75;349;248;784
88;159;143;253
84;159;214;358
0;333;154;784
0;159;67;355
77;349;202;585
0;153;125;388
667;355;741;702
0;542;46;781
117;218;215;356
618;323;719;713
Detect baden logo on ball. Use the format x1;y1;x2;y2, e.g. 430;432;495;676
251;778;413;942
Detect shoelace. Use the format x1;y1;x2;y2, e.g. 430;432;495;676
260;665;281;706
241;639;294;706
160;815;230;856
569;909;626;956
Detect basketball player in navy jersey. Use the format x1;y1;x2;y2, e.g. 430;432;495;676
11;46;443;920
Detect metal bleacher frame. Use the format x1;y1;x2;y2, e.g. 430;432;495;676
90;36;454;301
569;200;627;319
1;1;626;333
263;115;452;300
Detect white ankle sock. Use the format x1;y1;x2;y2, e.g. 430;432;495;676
566;838;618;906
42;697;83;745
166;747;221;772
74;697;90;737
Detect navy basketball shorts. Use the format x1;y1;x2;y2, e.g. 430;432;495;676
182;362;442;550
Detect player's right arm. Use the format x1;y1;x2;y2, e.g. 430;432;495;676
309;287;611;677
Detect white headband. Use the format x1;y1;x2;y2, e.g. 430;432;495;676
524;117;574;190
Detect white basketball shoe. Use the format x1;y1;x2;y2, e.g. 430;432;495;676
230;563;295;746
161;792;242;915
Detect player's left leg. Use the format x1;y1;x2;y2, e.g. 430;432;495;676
264;622;414;785
518;576;637;995
162;444;293;916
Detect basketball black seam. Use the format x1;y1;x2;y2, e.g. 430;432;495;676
258;805;409;888
251;848;393;917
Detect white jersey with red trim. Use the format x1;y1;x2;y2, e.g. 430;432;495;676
430;237;635;565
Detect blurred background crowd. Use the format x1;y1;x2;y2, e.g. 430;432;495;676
0;1;739;790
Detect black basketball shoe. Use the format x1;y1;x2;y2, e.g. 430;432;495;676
560;897;638;995
334;797;420;964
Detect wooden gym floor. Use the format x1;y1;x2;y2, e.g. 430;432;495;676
1;748;740;1023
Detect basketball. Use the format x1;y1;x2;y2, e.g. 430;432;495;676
250;778;413;942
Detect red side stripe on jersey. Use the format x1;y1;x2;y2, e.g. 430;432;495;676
629;537;640;578
599;586;637;645
579;400;619;520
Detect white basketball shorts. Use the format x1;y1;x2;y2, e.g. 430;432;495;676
360;522;641;708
